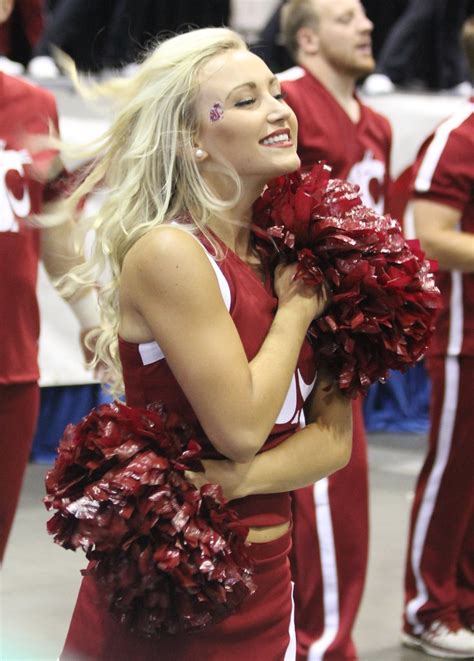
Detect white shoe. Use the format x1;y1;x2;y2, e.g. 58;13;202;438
362;73;396;95
27;56;60;79
0;55;24;76
402;620;474;659
443;81;472;97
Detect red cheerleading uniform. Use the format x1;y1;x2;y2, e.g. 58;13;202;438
403;100;474;636
279;66;392;661
61;230;317;660
0;72;59;561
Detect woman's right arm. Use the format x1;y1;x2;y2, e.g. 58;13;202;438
186;368;353;498
120;226;326;463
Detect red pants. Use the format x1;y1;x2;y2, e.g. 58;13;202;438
291;398;369;660
0;382;40;562
62;530;296;660
0;0;44;55
404;356;474;633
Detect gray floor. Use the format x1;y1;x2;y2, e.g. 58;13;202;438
1;433;428;661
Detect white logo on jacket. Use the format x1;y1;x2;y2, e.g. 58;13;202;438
347;149;385;213
0;142;33;233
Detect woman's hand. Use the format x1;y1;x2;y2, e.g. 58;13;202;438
185;459;252;502
274;263;330;323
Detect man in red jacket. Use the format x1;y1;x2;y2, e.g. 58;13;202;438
278;1;392;659
0;0;98;564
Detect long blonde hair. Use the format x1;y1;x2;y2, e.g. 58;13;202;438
56;27;248;396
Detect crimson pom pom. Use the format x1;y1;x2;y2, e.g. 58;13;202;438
44;402;255;637
253;163;440;397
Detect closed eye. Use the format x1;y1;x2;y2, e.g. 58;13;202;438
234;98;256;107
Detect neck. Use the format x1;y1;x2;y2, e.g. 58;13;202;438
205;182;264;256
300;56;358;116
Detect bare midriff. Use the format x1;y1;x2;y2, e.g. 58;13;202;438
246;520;291;543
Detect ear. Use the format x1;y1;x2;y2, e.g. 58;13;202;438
296;26;320;56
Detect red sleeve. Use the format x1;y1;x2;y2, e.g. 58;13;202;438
412;119;472;212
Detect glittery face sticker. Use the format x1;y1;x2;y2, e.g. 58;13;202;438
209;102;224;122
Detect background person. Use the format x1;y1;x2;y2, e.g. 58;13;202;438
278;1;392;659
401;15;474;661
0;0;98;564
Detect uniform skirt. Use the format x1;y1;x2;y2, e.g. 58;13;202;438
61;529;295;661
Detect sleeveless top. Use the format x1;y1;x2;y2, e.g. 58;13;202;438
118;228;317;526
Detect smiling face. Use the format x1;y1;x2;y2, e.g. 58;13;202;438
195;49;300;189
304;0;375;78
0;0;14;23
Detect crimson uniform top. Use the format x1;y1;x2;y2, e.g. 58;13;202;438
412;99;474;358
119;230;317;527
0;73;59;384
279;66;392;214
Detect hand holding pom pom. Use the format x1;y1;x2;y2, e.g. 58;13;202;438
253;163;440;398
44;402;255;637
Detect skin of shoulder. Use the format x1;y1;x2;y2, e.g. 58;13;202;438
121;225;269;460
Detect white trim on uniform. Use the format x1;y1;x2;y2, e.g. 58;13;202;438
277;66;305;82
405;355;460;633
284;581;297;661
414;103;474;193
137;230;231;366
447;270;463;357
308;478;340;661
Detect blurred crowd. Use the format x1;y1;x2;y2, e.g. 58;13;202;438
2;0;474;92
0;0;231;78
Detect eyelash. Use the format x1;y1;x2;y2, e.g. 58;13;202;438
234;92;287;107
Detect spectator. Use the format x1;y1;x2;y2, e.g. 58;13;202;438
363;0;471;95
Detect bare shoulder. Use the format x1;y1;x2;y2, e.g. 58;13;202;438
122;225;218;300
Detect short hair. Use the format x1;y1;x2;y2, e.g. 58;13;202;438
462;16;474;78
280;0;320;61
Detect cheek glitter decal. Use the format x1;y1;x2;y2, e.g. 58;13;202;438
209;102;224;122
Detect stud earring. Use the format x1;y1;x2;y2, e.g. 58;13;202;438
195;148;205;159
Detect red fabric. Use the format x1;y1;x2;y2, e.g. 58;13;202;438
290;398;368;661
280;66;392;215
0;382;39;562
281;67;391;660
0;72;59;383
119;234;317;527
411;101;474;357
403;356;474;632
62;529;294;660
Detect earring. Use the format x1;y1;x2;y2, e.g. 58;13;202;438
195;148;204;159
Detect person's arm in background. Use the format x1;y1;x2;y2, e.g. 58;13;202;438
414;199;474;272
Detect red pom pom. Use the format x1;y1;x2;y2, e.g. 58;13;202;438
253;164;441;397
45;402;255;636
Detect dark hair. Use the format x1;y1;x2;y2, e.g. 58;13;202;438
462;16;474;78
280;0;319;60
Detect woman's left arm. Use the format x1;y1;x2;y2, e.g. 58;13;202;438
187;369;353;500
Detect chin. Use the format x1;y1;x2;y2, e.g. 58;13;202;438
353;58;376;78
277;154;301;175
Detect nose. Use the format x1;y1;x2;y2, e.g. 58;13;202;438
360;13;373;32
266;94;292;123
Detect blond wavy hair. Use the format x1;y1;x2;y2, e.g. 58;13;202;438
54;27;248;396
